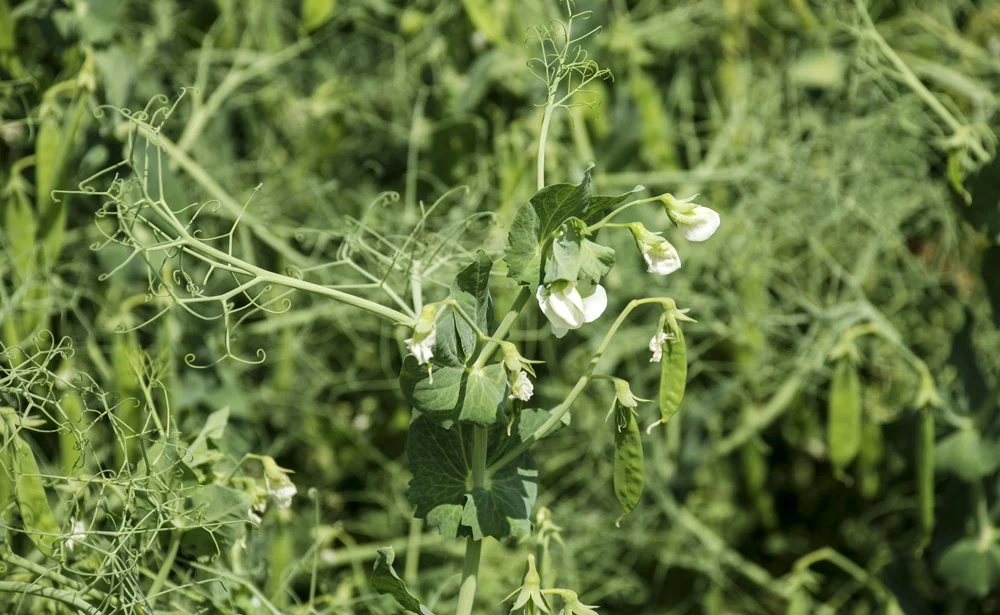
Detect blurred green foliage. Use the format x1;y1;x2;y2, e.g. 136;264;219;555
1;0;999;613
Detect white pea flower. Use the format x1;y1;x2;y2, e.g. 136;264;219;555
248;501;267;525
66;518;86;551
663;194;721;242
405;304;439;365
629;223;681;275
648;331;669;363
536;281;608;338
509;370;534;402
269;482;297;510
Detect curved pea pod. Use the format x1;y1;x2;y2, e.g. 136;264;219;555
827;358;861;471
857;419;884;499
650;323;687;434
613;405;644;527
917;407;935;548
0;409;61;558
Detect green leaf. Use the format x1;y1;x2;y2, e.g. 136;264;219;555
407;414;537;540
504;202;543;286
936;538;1000;597
301;0;337;33
543;219;615;285
371;547;436;615
77;0;121;44
185;407;230;467
4;190;36;280
178;484;254;561
935;429;1000;481
0;409;61;558
505;168;639;286
450;250;496;359
400;359;508;428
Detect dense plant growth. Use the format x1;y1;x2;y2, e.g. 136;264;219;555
2;1;999;614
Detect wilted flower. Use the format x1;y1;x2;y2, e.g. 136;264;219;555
65;518;86;551
612;378;650;409
262;456;297;510
505;555;550;614
248;501;267;525
536;281;608;338
501;342;543;377
405;304;439;365
662;194;721;242
648;331;669;363
628;223;681;275
509;370;534;402
269;483;297;510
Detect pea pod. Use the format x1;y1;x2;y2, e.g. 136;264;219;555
857;419;884;499
0;408;61;558
917;407;935;548
653;321;687;431
827;358;861;471
613;405;644;526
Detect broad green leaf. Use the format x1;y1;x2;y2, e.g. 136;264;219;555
78;0;121;44
543;219;615;285
178;484;254;561
0;409;61;558
399;359;508;428
94;46;136;109
449;250;495;359
185;407;230;467
582;184;645;226
5;191;36;280
407;414;537;540
936;538;1000;597
935;429;1000;481
371;547;436;615
301;0;337;33
504;201;543;285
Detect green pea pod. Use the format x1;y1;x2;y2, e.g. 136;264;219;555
613;405;644;527
4;190;36;280
827;358;861;471
654;322;687;430
917;407;935;548
857;419;884;499
0;409;61;558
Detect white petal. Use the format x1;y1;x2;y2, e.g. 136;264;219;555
648;331;668;363
643;242;681;275
509;371;534;401
537;284;584;331
674;206;721;242
579;284;607;323
551;325;569;338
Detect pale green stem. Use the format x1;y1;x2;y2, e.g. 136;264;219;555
537;93;556;191
854;0;990;161
488;298;671;476
455;425;489;615
471;287;532;370
0;581;106;615
146;530;181;606
587;196;661;233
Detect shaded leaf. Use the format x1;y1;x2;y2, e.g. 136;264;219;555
371;547;435;615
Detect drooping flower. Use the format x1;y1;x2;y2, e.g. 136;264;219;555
405;304;439;365
648;331;669;363
540;589;599;615
612;378;650;409
262;456;297;510
269;482;297;510
629;223;681;275
65;518;86;551
662;194;721;242
509;370;534;402
536;281;608;338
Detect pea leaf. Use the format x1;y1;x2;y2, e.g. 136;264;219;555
504;167;641;285
935;429;1000;481
543;219;615;284
178;484;254;561
371;547;436;615
399;360;508;428
936;538;1000;597
407;414;538;540
450;250;496;360
0;409;61;558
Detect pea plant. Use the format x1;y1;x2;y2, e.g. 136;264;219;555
50;5;724;614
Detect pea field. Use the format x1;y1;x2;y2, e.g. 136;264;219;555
2;1;1000;614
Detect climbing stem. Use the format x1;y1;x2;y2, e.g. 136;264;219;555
455;425;489;615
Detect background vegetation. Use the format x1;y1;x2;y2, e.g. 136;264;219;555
2;0;1000;613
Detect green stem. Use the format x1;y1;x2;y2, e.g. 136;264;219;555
455;425;489;615
146;531;181;606
472;287;532;370
488;298;670;476
587;196;661;232
854;0;990;162
0;581;107;615
537;93;555;190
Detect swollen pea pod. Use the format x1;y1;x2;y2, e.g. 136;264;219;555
0;408;61;558
856;419;884;499
613;405;644;527
827;358;861;472
651;320;687;433
917;406;935;548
